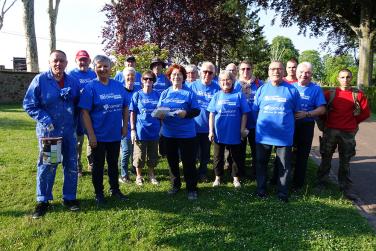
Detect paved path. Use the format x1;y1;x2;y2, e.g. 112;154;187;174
310;118;376;229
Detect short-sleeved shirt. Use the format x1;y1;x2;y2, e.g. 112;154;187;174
154;73;171;95
253;81;301;146
189;79;220;133
234;79;264;129
67;68;97;89
293;82;326;122
129;90;160;141
157;86;199;138
207;90;250;145
79;78;129;142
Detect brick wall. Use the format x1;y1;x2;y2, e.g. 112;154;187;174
0;71;38;104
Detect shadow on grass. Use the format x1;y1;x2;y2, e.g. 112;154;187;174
0;104;24;113
0;117;35;130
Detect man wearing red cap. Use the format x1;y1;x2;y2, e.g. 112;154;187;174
68;50;97;176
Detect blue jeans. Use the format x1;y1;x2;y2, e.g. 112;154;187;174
120;137;133;178
256;143;291;198
36;135;78;202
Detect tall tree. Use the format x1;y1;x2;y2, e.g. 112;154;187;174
48;0;60;52
21;0;38;72
269;36;299;64
0;0;17;30
299;50;324;81
101;0;250;69
257;0;376;86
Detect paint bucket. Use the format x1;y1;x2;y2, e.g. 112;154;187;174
41;137;63;165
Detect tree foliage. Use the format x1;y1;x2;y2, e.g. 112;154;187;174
269;36;299;64
101;0;268;70
322;54;358;86
255;0;376;86
299;50;324;82
111;43;169;75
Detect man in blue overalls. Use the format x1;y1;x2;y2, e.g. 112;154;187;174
23;50;81;218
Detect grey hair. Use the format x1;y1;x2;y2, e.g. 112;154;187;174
201;61;216;74
219;70;236;84
185;64;198;73
296;61;313;73
92;55;112;69
122;66;136;76
225;63;237;71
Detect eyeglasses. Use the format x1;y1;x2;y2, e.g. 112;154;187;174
143;77;154;81
203;70;213;75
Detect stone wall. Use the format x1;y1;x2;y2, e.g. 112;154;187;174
0;71;38;104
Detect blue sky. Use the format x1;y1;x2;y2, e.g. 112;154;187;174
0;0;327;71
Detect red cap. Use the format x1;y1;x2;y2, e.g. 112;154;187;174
75;50;90;60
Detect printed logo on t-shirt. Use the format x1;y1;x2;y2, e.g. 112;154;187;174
262;105;286;115
264;95;286;102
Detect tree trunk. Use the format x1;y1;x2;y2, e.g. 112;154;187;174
22;0;39;72
356;3;375;87
48;0;60;52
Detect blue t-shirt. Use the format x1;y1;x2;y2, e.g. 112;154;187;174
253;81;302;146
67;68;97;135
129;90;160;141
207;90;250;145
189;79;220;133
67;68;97;88
158;86;199;138
234;79;264;129
293;82;326;122
78;78;129;142
123;87;139;139
154;73;171;95
114;71;142;91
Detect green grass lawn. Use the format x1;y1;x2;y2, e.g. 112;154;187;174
0;104;375;250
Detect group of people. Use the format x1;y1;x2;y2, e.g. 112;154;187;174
23;49;370;219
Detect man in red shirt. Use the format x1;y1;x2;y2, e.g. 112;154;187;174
283;58;298;84
317;69;370;199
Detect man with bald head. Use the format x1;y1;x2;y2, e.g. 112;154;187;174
24;50;81;218
189;61;220;182
292;62;326;190
253;61;302;202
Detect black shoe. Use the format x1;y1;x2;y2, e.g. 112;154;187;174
256;191;267;199
95;194;106;205
187;191;198;200
278;196;289;203
111;191;129;201
343;189;357;201
62;199;80;211
198;175;208;183
32;202;49;219
167;187;180;195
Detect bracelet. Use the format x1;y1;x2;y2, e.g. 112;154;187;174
131;129;136;131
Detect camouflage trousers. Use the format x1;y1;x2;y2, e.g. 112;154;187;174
317;128;356;190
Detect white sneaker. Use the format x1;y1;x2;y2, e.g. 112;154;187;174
212;177;221;187
135;176;143;186
150;177;159;185
233;178;241;188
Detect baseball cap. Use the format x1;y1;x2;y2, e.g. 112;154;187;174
126;56;136;62
76;50;90;60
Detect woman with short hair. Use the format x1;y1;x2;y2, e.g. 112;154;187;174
129;70;160;186
79;55;129;204
207;71;250;188
155;64;200;200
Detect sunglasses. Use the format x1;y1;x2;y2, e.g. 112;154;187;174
203;70;213;75
240;68;251;71
143;77;154;81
